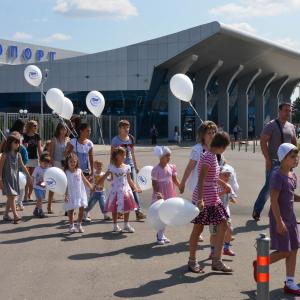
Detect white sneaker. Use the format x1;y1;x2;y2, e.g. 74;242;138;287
156;239;165;245
83;216;92;223
77;224;84;233
113;224;122;232
69;224;76;233
122;224;135;233
163;236;171;244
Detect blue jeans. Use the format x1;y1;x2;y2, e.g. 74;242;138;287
131;166;141;211
253;160;280;215
86;191;107;214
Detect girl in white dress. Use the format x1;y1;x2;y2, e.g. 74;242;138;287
102;147;141;233
64;153;94;233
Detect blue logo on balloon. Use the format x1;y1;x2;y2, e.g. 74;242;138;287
138;175;147;185
90;97;100;107
46;178;56;189
29;71;39;79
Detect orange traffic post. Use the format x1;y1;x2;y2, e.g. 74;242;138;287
256;233;270;300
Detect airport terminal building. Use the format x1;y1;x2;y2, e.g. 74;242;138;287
0;21;300;140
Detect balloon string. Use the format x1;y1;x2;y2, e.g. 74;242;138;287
0;129;7;141
59;117;78;138
189;102;203;124
96;118;105;145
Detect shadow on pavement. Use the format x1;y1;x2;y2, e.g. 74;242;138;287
0;220;67;234
240;290;256;300
233;220;269;236
113;265;232;298
240;288;297;300
68;241;195;261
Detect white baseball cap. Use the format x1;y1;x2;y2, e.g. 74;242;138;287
277;143;298;162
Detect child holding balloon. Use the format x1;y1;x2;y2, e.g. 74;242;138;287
101;147;141;233
64;153;94;233
189;132;232;273
151;146;180;245
32;153;51;218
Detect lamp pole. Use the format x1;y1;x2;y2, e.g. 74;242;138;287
40;68;49;140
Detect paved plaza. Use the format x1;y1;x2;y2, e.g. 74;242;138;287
1;146;299;300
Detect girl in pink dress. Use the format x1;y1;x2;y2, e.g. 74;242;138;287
103;147;141;233
151;146;180;245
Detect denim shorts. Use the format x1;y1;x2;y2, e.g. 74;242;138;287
34;188;46;200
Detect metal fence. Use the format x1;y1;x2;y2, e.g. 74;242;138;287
0;113;137;144
230;137;260;153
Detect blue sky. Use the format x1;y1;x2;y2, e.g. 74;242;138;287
1;0;300;54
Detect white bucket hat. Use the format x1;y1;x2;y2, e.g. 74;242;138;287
277;143;298;162
153;146;171;158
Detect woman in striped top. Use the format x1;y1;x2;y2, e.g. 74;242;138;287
188;132;232;273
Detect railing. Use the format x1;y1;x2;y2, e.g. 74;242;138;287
0;113;137;144
230;136;260;153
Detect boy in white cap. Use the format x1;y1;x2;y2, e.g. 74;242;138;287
253;143;300;295
209;164;238;258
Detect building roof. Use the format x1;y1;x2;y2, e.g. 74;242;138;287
0;21;299;93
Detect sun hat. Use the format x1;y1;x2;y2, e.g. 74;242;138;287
277;143;298;162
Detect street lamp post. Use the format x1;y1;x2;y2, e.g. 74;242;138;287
19;109;28;119
40;68;49;140
79;111;87;120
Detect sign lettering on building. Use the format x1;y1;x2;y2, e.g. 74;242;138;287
0;44;56;62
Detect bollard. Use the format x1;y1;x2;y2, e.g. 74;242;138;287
245;138;248;152
253;138;255;153
256;233;270;300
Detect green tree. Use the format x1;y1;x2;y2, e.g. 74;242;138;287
292;97;300;124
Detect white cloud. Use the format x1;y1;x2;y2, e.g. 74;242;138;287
43;33;72;42
226;22;257;34
210;0;300;19
54;0;138;19
13;32;33;41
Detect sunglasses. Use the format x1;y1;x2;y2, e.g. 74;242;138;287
13;140;20;144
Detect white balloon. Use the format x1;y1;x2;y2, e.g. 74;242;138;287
58;97;73;120
137;166;153;191
86;91;105;117
19;172;27;190
158;197;199;226
24;65;42;87
170;73;193;102
44;167;67;195
147;199;166;231
46;88;65;112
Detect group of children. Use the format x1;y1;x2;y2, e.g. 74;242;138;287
2;119;300;295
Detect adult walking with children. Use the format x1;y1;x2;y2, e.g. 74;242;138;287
252;103;297;221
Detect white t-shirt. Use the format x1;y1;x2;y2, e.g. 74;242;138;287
219;186;237;217
32;166;48;191
186;143;204;192
70;138;94;173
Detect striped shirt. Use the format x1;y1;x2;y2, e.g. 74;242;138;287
192;151;221;206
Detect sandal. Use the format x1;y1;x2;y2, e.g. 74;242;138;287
188;258;205;273
47;210;54;214
212;258;233;273
3;215;13;222
13;217;21;224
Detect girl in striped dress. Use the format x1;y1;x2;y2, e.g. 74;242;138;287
188;132;232;273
